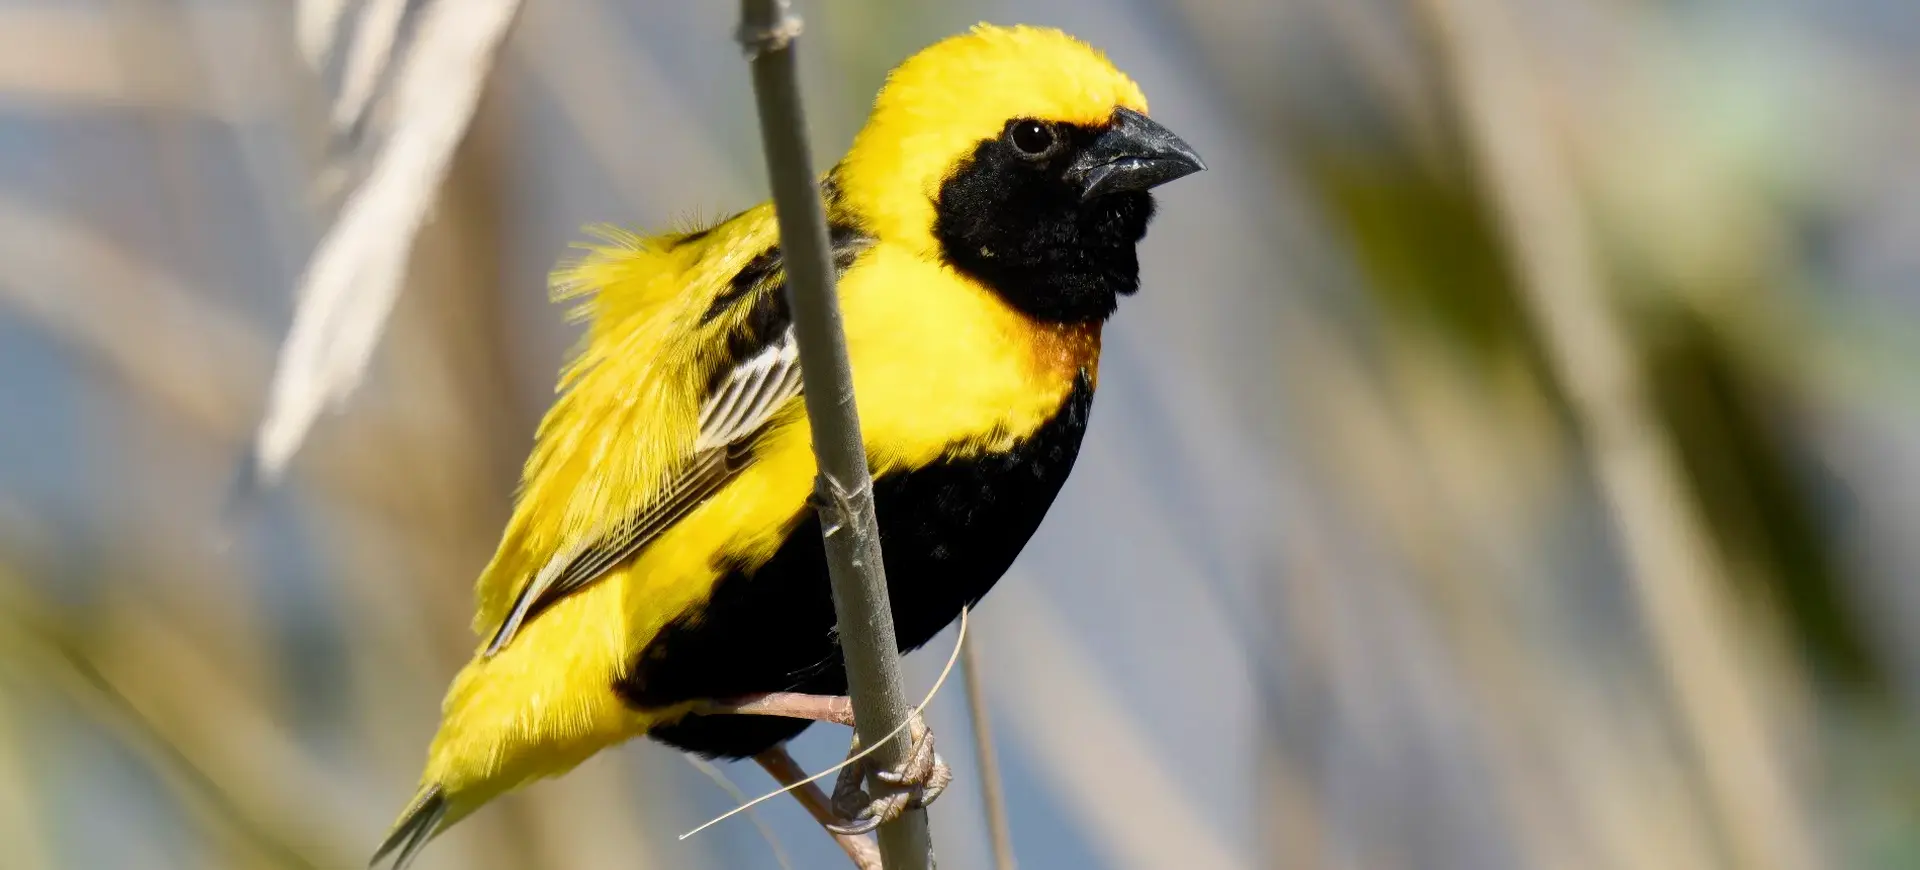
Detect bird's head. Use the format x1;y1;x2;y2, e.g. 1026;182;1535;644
836;24;1205;323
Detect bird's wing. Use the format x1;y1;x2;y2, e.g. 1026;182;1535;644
483;325;803;656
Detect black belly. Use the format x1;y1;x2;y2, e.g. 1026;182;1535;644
615;372;1094;758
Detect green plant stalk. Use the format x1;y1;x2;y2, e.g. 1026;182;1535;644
735;1;935;867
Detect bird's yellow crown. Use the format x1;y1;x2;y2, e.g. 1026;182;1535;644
836;23;1150;251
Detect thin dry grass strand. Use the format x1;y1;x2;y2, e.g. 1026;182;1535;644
685;756;797;870
961;631;1017;870
252;0;521;486
680;607;970;841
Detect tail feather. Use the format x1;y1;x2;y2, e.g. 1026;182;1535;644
370;786;448;870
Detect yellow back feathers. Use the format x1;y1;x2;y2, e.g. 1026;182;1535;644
837;24;1150;251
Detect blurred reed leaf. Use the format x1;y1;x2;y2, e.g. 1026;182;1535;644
1410;0;1819;867
0;567;337;870
1640;311;1885;697
252;0;522;486
1294;132;1534;366
0;666;52;870
318;0;415;144
296;0;351;69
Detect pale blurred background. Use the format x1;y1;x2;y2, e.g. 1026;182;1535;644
3;1;1920;868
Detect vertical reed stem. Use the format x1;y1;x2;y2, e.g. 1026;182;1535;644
736;2;935;867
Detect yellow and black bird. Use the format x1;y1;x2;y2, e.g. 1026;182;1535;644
373;23;1202;869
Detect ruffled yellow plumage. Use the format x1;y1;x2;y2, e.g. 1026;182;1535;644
375;24;1161;867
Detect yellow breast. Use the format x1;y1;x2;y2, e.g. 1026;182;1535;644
611;243;1096;707
421;240;1097;795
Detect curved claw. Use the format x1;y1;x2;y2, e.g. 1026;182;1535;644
824;713;951;836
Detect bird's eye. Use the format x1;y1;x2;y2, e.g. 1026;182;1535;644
1008;120;1056;156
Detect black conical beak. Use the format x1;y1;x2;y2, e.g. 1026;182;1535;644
1064;107;1206;202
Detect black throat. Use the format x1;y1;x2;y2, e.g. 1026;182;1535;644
932;126;1156;324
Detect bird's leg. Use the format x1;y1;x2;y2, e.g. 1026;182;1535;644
696;693;951;834
755;746;882;870
696;691;856;727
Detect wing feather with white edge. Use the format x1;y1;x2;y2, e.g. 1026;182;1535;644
483;326;802;656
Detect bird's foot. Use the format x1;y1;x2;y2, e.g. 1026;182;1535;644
826;711;951;835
